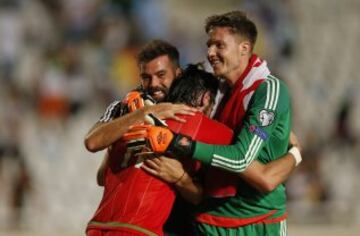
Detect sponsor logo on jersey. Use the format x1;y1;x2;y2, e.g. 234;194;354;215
259;109;275;126
249;125;268;140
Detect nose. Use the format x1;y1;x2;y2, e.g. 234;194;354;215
207;45;216;59
150;76;160;88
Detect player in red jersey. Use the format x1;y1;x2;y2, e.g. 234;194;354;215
85;40;196;236
86;64;226;236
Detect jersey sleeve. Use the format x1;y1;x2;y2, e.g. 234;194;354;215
99;100;127;123
193;77;290;173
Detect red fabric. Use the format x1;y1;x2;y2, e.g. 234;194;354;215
87;229;148;236
88;140;173;236
260;212;288;224
196;210;277;227
203;167;239;198
166;112;233;144
168;113;236;198
87;113;234;235
217;55;264;129
203;55;265;198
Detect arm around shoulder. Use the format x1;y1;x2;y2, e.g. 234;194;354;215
84;108;148;152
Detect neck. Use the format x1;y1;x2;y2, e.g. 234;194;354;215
224;55;251;87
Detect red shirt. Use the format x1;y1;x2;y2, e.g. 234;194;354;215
87;112;233;236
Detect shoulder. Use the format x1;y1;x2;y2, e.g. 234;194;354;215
257;75;289;94
254;75;290;111
99;99;126;122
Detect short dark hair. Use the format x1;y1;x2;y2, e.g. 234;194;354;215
166;64;219;107
137;39;180;67
205;11;257;48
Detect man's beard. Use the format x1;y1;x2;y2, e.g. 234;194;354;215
148;87;168;102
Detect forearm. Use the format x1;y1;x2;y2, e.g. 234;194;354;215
240;153;296;193
174;172;203;205
193;140;254;173
262;153;296;186
84;108;148;152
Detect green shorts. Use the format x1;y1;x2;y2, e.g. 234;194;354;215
194;220;287;236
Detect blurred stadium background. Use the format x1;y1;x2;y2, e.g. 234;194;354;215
0;0;359;235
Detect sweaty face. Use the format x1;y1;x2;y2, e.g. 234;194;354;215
207;27;243;78
140;55;178;102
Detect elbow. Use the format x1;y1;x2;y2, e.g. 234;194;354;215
84;136;100;153
97;176;105;186
248;173;277;193
97;167;106;186
191;188;204;205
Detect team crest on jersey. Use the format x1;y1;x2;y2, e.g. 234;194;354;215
259;109;275;126
249;125;268;140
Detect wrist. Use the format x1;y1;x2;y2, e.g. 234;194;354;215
142;105;151;116
289;146;302;166
173;171;188;187
168;134;195;158
142;107;156;124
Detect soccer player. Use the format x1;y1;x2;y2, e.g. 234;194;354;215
124;11;298;236
84;40;197;154
85;40;198;236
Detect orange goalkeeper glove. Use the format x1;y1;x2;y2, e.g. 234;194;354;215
123;91;166;126
122;124;195;158
123;91;156;112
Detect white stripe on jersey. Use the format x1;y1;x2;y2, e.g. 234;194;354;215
99;100;121;122
209;76;280;172
211;136;263;172
265;76;280;110
280;219;287;236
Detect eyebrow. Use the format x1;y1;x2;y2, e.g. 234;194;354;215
140;69;167;77
207;39;221;47
156;70;166;74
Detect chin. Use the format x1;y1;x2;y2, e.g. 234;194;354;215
214;71;225;77
212;67;223;76
153;95;165;103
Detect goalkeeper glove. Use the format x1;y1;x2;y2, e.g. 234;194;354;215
123;91;166;126
123;91;156;112
122;124;195;158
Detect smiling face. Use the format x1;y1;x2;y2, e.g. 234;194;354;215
139;55;180;102
207;27;250;81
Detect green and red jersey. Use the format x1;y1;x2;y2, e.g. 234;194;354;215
193;55;292;227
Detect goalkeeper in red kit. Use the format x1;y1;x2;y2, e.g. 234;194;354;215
86;64;230;236
85;40;197;236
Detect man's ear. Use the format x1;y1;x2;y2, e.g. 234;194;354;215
238;40;252;56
